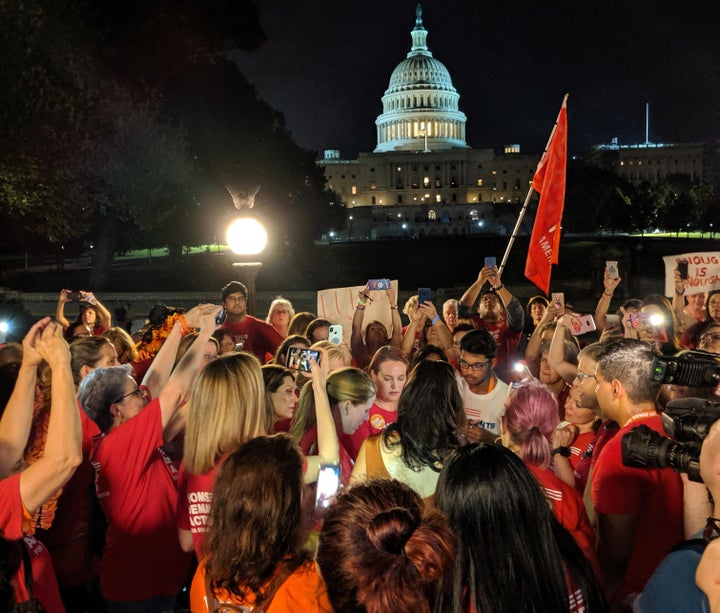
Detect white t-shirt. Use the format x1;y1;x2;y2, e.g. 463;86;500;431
460;377;509;434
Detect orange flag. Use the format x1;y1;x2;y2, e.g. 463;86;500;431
524;96;568;294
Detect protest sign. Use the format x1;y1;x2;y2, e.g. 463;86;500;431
663;252;720;296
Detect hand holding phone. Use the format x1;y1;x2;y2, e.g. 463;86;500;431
551;292;565;312
678;260;689;280
315;463;341;510
418;287;432;305
368;278;391;291
286;347;321;372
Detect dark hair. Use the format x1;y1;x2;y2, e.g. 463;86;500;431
317;479;456;613
0;362;20;417
287;312;316;338
305;318;331;343
368;345;409;374
204;435;309;602
262;364;295;426
459;328;496;358
411;344;448;369
435;443;604;612
596;338;661;405
272;334;310;366
0;343;22;366
64;303;101;339
383;360;465;472
221;281;248;301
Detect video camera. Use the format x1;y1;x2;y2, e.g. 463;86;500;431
621;351;720;483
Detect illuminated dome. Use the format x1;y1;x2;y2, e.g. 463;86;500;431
374;5;468;152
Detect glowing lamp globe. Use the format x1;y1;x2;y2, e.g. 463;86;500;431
226;218;267;255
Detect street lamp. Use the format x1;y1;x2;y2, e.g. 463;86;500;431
226;216;268;315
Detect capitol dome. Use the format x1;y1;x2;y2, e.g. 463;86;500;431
374;5;468;153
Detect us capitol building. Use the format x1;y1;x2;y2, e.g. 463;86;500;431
317;5;714;241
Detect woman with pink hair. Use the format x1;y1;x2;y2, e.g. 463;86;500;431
502;382;596;565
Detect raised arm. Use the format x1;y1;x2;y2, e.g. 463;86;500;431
548;315;579;384
0;319;46;477
82;291;112;330
490;267;524;333
157;305;219;430
401;305;425;356
304;348;340;484
671;268;694;334
594;269;622;332
386;288;402;347
525;304;560;377
55;290;71;329
19;322;82;514
350;288;370;363
418;301;452;350
459;267;494;311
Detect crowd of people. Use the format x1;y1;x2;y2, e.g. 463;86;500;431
1;262;720;612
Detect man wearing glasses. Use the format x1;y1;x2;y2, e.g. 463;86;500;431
220;281;283;363
457;329;508;439
591;339;683;607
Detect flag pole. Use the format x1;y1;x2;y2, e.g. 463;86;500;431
498;93;569;278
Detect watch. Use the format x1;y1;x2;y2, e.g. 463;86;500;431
552;446;571;458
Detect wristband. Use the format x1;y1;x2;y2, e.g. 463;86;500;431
176;314;191;336
675;288;685;295
356;305;366;311
551;446;571;458
431;315;440;325
390;305;398;310
494;284;504;291
603;291;613;297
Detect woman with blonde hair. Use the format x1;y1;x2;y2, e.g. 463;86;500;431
290;367;375;485
101;327;137;364
178;349;338;558
266;297;295;338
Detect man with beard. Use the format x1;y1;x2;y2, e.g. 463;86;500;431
458;264;524;382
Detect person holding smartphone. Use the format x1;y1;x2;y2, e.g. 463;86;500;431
350;284;402;369
458;263;524;382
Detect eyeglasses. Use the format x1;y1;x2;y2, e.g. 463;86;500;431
705;516;720;541
575;371;596;383
272;309;289;315
225;296;246;303
459;358;490;371
113;386;147;405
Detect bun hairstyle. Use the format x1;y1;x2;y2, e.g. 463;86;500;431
317;479;456;613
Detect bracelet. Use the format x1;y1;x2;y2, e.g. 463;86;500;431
551;446;570;458
675;288;685;295
390;305;397;310
494;284;504;291
431;315;440;325
356;305;366;311
603;291;613;297
176;314;191;336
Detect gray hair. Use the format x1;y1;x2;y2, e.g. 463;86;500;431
596;339;660;405
78;364;134;434
266;296;295;324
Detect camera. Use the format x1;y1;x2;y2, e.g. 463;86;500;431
621;398;720;482
651;350;720;387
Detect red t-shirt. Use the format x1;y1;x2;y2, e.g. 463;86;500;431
341;402;397;460
0;474;64;611
569;430;596;472
222;316;283;363
469;316;520;383
176;461;222;560
527;464;597;567
90;398;192;602
572;420;619;494
299;426;353;487
591;414;684;599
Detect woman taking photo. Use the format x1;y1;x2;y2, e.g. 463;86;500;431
351;359;465;501
435;443;604;613
78;304;218;611
190;435;331;612
290;367;375;485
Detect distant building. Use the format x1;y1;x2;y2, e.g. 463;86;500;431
317;6;539;240
317;6;718;241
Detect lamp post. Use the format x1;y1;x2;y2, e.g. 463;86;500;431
226;216;268;316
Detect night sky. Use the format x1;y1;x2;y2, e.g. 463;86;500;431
231;0;720;158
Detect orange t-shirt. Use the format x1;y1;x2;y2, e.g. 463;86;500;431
190;559;332;613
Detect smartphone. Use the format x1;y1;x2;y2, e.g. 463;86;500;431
67;291;82;301
569;314;597;336
678;260;689;280
315;463;341;510
418;287;432;305
367;278;390;291
551;292;565;311
484;256;497;269
606;261;619;279
328;324;343;345
215;307;227;325
628;313;640;329
286;347;321;372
